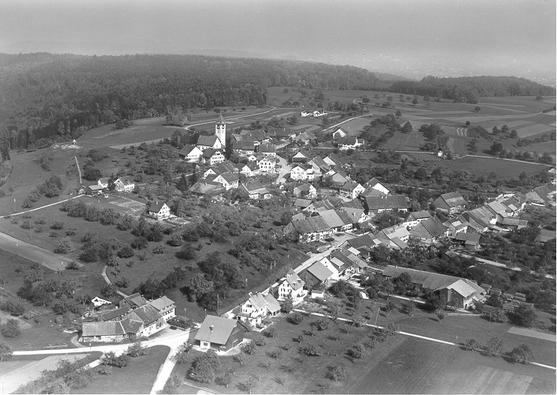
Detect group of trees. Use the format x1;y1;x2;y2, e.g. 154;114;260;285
390;76;555;104
22;175;64;208
487;141;554;164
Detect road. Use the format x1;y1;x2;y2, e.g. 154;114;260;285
274;155;291;185
322;113;373;133
184;106;280;131
0;194;84;219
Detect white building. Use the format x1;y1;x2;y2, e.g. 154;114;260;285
278;270;308;305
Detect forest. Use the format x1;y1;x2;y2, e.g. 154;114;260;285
0;53;554;152
389;75;556;103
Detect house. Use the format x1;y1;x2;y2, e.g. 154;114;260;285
341;199;369;224
464;206;497;233
375;224;410;249
450;229;481;250
363;195;410;214
285;215;332;242
81;294;173;343
258;143;276;157
149;296;176;321
147;202;171;220
295;130;317;145
362;178;391;196
499;217;528;230
444;218;469;237
97;177;110;189
238;162;259;178
319;209;353;232
114;177;135;193
300;110;312;117
402;210;432;229
179;145;204;163
293;183;317;199
328;171;350;188
213;172;239;190
338;137;364;151
85;184;104;195
278;270;308;305
194;315;247;351
190;180;226;196
202;149;226;166
91;296;111;308
340;180;365;199
433;192;467;215
239;292;281;327
290;164;314;181
234;140;257;157
258;156;276;173
308;156;331;174
383;266;486;309
241;181;272;200
409;217;447;244
301;261;335;288
329;248;367;276
323;155;338;168
332;128;347;139
291;151;310;163
294;199;313;211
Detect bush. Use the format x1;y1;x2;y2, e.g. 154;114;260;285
347;344;364;359
312;319;329;331
241;341;256;355
299;344;320;356
126;342;145;357
152;245;164;254
117;246;134;258
262;327;276;338
0;343;13;361
326;365;346;382
287;312;304;325
176;245;196;260
509;344;534;364
507;304;537;327
1;319;21;338
0;301;25;316
102;352;129;368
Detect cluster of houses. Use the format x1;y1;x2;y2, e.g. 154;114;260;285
84;176;136;195
80;293;175;343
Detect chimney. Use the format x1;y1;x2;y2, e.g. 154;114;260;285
209;325;214;332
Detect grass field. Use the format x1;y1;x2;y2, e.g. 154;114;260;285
348;337;555;394
409;155;552;178
72;346;170;394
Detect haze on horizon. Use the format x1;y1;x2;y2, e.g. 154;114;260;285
0;0;555;84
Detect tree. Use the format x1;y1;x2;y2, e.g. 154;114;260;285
509;344;534;364
485;337;503;357
489;142;504;155
188;353;218;383
326;365;347;382
241;341;256;355
281;297;293;313
463;338;481;352
0;342;12;361
474;106;481;112
126;342;145;357
1;319;21;338
287;312;304;325
173;342;193;364
117;245;134;258
507;304;537;327
176;245;196;260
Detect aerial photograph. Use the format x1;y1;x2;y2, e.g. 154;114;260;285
0;0;555;393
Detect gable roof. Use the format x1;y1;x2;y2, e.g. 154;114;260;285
435;192;467;209
264;294;281;313
347;233;375;250
197;134;220;147
285;270;305;291
410;217;447;240
149;201;168;213
319;209;347;229
149;296;175;312
364;195;410;211
306;261;334;282
82;321;125;337
407;210;432;221
259;143;276;153
194;315;239;346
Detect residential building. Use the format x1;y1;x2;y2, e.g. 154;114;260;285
241;181;272;200
301;261;334;288
408;217;447;244
290;164;314;181
194;315;247;351
285;215;332;242
293;183;317;199
202;149;226;166
318;209;353;232
332;128;347;139
362;178;391;196
382;266;486;309
362;195;410;214
291;151;310;163
433;192;467;215
97;177;110;189
338;137;364;151
258;156;276;173
258;143;276;157
278;270;308;305
213;172;239;190
339;180;365;199
147;202;171;220
238;292;281;327
402;210;432;229
234;140;257;157
113;177;135;193
179;145;204;163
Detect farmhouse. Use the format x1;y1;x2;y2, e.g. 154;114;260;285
194;315;247;351
213;172;239;190
147;202;171;220
179;145;204;163
202;149;226;166
383;266;486;309
408;217;447;244
113;177;135;193
97;177;110;189
285;215;332;242
362;195;410;214
278;270;308;305
241;181;272;200
257;156;276;173
339;180;365;199
293;183;317;199
290;164;315;181
318;209;353;232
433;192;467;215
362;177;391;196
238;292;281;327
338;137;364;151
402;210;432;229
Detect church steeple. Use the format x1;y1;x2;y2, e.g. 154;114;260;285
215;113;226;149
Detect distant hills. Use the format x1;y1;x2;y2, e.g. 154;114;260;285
0;53;554;150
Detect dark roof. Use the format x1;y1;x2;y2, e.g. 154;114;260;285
410;217;446;240
364;195;410;211
347;233;375;249
194;315;239;346
149;201;167;213
306;261;334;282
197;134;219;147
179;144;200;156
99;306;130;321
129;304;162;326
435;192;467;209
259;143;276;153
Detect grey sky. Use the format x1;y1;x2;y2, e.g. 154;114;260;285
0;0;555;82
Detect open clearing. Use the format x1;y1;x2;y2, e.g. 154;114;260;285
72;346;169;394
349;337;555;394
507;327;557;342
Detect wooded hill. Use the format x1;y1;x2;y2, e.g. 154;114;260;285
0;53;554;151
390;75;555;103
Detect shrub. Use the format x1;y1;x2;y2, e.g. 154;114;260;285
0;343;13;361
0;301;25;316
312;319;329;331
1;319;21;338
126;342;145;357
326;365;346;382
50;221;64;230
347;344;364;359
117;246;134;258
241;341;256;355
152;245;164;254
287;312;304;325
262;327;276;338
507;304;537;327
65;261;80;271
299;344;320;356
509;344;534;364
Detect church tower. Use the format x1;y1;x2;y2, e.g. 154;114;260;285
215;113;226;149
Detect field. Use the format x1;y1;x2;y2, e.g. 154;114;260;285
72;346;170;394
405;154;552;178
349;337;555;394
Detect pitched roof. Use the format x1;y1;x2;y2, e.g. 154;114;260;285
407;210;432;221
234;140;256;151
410;217;447;240
82;321;125;337
122;293;148;308
285;270;305;291
149;201;168;213
447;279;485;298
247;293;268;311
217;172;239;184
383;266;460;290
194;315;239;346
365;195;410;211
130;304;162;326
149;296;175;312
306;261;334;282
263;294;281;313
347;233;375;250
294;198;313;208
435;192;467;209
259;143;276;153
99;306;130;321
197;134;219;147
319;209;346;229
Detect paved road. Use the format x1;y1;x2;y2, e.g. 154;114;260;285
184;106;279;131
322;113;373;133
0;230;72;271
0;194;84;219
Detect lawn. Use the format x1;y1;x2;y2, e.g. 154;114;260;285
348;337;556;394
171;314;406;394
72;346;170;394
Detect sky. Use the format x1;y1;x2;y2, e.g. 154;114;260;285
0;0;555;83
